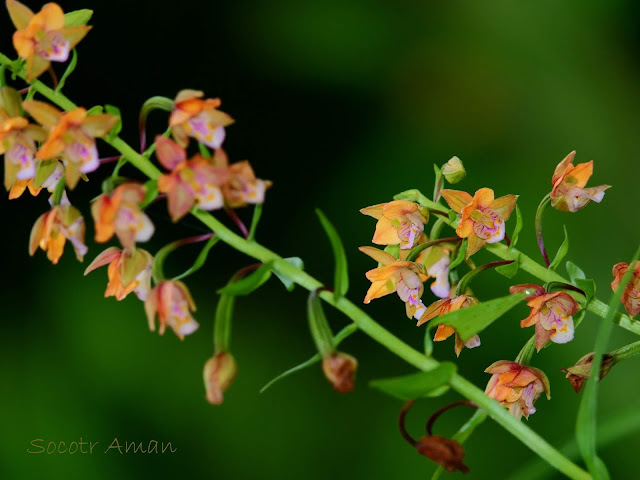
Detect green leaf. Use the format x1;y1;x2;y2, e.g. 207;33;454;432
316;209;349;300
549;225;569;270
576;243;640;479
33;159;58;188
369;362;457;401
307;289;335;357
64;9;93;26
448;238;467;270
383;244;400;261
566;261;596;305
448;209;458;222
86;105;103;115
173;236;220;281
198;143;211;158
248;203;262;242
214;293;235;352
510;205;523;249
496;253;520;278
55;49;77;93
431;293;526;341
140;179;158;209
566;261;586;282
104;104;122;140
217;263;273;296
273;257;304;292
260;323;358;393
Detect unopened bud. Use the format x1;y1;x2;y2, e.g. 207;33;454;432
562;352;614;393
322;352;357;393
415;435;468;473
203;351;237;405
442;157;466;184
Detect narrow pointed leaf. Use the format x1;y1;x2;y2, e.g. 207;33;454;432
64;9;93;26
174;236;220;281
273;257;304;291
214;293;235;352
104;104;122;140
260;324;358;393
430;293;526;341
55;49;77;93
448;238;467;270
316;209;349;300
549;225;569;270
370;362;457;401
510;205;523;249
307;289;334;357
496;253;520;278
217;262;273;295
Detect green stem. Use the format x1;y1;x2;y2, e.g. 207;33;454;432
1;53;590;480
515;335;537;366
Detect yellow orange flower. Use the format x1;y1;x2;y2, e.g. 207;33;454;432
169;90;234;148
155;136;230;221
441;188;517;258
412;239;452;299
22;100;117;188
417;294;481;357
1;87;48;191
91;183;154;250
550;151;609;212
509;284;580;351
484;361;550;420
144;280;199;338
211;148;271;208
359;246;428;316
7;0;91;81
84;247;153;301
29;203;87;264
360;200;429;250
8;161;64;200
611;261;640;318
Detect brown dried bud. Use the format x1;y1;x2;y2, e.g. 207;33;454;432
561;352;614;393
322;352;357;393
415;435;468;473
203;351;237;405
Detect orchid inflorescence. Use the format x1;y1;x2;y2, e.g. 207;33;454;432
2;2;640;479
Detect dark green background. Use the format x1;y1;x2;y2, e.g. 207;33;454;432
1;1;640;478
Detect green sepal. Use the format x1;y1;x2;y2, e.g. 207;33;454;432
64;9;93;26
370;362;457;401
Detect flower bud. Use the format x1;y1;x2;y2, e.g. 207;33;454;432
203;351;237;405
442;156;466;184
322;352;357;393
415;435;468;473
561;352;614;393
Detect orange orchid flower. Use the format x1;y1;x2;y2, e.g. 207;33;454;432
84;247;153;301
360;200;429;250
441;188;517;258
144;280;199;339
169;90;234;148
485;361;550;420
155;136;229;221
29;203;87;264
7;0;91;81
509;284;580;351
611;261;640;318
211;148;271;208
550;151;610;212
359;246;428;319
22;100;117;188
91;183;154;250
417;294;481;357
1;86;48;191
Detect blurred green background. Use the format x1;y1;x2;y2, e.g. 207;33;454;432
2;1;640;478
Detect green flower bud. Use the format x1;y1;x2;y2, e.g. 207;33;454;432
442;157;466;184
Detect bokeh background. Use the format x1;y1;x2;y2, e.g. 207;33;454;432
2;1;640;478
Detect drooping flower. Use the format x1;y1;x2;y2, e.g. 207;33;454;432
550;151;610;212
611;261;640;318
29;203;87;264
144;280;199;338
22;100;118;188
211;148;271;208
561;352;615;393
509;284;580;351
155;136;229;221
84;247;153;301
360;200;429;250
91;183;154;250
7;0;91;81
203;351;238;405
441;188;517;258
485;361;550;420
1;86;48;191
359;246;428;319
417;295;481;357
169;90;234;149
322;352;358;393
